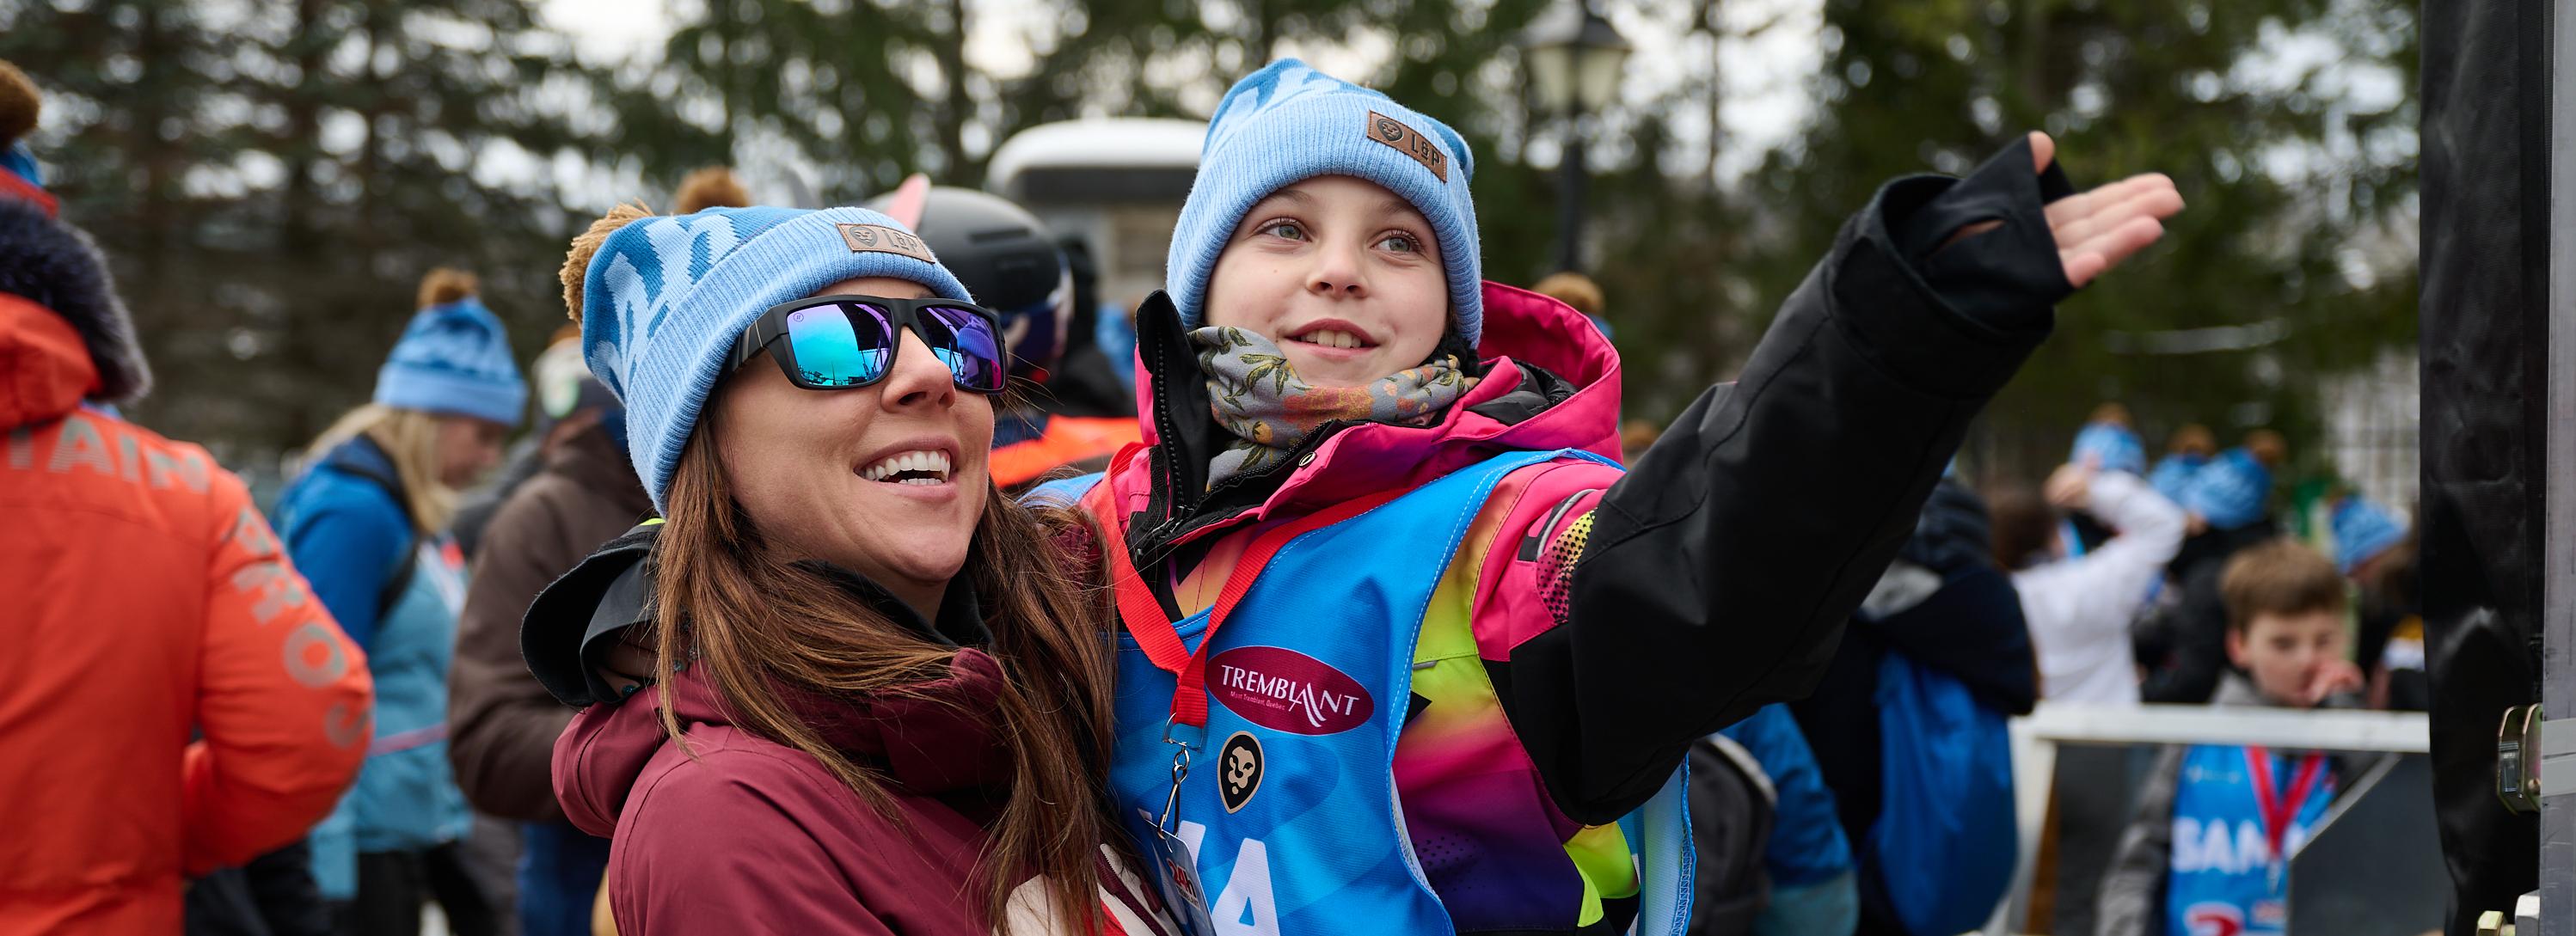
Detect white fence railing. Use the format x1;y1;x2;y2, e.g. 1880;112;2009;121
1986;703;2432;936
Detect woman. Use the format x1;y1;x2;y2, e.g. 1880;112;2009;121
278;269;519;936
525;202;1168;934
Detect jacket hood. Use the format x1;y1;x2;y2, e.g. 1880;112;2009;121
1110;279;1620;552
0;291;97;429
0;199;150;404
555;649;1016;839
1898;480;1995;575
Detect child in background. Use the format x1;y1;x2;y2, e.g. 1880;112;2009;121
2095;540;2367;936
2150;424;2216;505
1530;270;1614;340
2178;430;2286;535
2332;496;2424;711
1991;457;2187;707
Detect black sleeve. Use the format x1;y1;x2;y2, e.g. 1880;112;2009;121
2139;561;2229;704
1498;138;2072;823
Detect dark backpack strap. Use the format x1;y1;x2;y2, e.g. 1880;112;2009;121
321;437;426;621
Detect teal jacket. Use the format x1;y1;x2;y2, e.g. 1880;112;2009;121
278;436;472;896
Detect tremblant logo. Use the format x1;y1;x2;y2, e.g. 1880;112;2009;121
1209;646;1374;735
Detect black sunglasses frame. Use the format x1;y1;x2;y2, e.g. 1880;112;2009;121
729;294;1009;395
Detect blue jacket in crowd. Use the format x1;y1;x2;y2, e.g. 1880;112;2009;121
276;436;472;899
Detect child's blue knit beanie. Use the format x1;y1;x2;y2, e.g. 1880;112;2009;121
2330;497;2406;576
374;295;526;428
577;205;972;512
1167;59;1484;346
2070;420;2148;476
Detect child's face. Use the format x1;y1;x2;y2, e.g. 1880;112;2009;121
2227;608;2346;705
1203;174;1450;388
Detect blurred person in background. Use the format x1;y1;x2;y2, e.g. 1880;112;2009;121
1990;454;2187;707
1986;429;2187;935
1790;478;2039;935
2149;422;2215;505
1531;269;1615;340
2333;496;2424;711
2096;541;2367;936
278;268;524;936
1622;418;1662;464
1047;235;1144;421
445;332;644;936
2137;427;2289;704
0;58;372;934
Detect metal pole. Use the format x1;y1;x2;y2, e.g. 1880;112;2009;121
1556;122;1589;272
2545;0;2576;925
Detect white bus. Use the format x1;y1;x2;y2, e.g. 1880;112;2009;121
988;118;1205;312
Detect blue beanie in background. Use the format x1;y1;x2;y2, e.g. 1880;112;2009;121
2070;420;2149;476
1166;59;1484;346
375;292;527;428
2331;496;2407;576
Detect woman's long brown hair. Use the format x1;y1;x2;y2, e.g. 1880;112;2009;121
647;402;1119;933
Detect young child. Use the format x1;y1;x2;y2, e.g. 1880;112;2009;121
2095;540;2366;936
1042;59;2181;934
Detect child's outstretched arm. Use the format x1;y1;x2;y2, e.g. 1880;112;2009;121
1499;133;2181;823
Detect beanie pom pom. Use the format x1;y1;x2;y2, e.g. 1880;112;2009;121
561;202;655;323
672;167;749;214
418;267;478;309
0;61;37;151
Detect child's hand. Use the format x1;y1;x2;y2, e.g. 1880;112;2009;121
2044;461;2096;511
596;634;659;700
1941;132;2186;287
2301;658;2366;705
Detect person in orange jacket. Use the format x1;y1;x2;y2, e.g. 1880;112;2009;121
0;59;374;934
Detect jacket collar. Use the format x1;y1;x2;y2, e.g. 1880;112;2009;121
1113;280;1621;560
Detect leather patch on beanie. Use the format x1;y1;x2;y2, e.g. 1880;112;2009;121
835;223;938;264
1366;111;1448;182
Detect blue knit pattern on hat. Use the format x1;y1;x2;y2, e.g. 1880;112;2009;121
2330;496;2406;576
2070;421;2148;476
373;296;527;428
2180;447;2272;530
578;205;972;512
2148;454;2205;504
1167;58;1484;345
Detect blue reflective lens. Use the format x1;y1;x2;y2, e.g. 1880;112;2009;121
783;304;892;388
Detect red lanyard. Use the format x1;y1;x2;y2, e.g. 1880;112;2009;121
1103;490;1400;729
2242;747;2328;863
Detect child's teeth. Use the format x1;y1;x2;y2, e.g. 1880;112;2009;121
1303;329;1363;349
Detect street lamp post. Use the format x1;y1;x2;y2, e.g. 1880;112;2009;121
1522;1;1630;274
